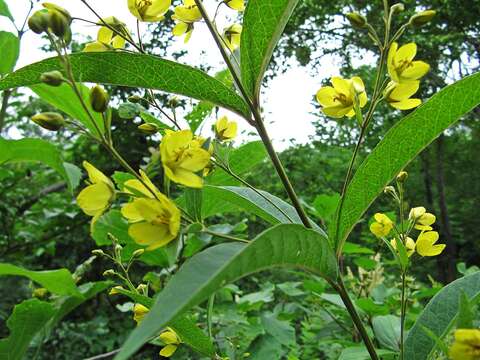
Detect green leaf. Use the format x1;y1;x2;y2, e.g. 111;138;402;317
0;0;13;21
372;315;401;351
0;299;56;360
114;224;337;359
31;83;105;135
0;138;77;192
339;347;395;360
0;31;19;75
404;271;480;359
261;312;295;346
342;242;374;255
457;291;474;328
334;72;480;250
241;0;299;99
0;263;80;296
185;188;203;221
92;209;133;246
0;52;250;118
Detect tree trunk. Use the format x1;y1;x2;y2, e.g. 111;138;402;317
434;134;457;283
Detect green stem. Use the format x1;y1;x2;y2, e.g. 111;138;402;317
400;271;407;360
333;277;379;360
207;293;215;339
203;229;250;243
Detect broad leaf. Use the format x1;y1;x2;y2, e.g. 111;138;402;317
404;271;480;360
334;72;480;251
0;31;19;75
372;315;401;351
0;299;55;360
0;138;78;192
0;263;80;296
339;347;395;360
115;224;337;359
0;52;251;118
31;83;105;135
241;0;299;99
0;0;13;21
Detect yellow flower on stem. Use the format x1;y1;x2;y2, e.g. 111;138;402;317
409;206;436;230
385;81;422;110
369;213;393;238
224;0;245;11
450;329;480;360
415;231;446;257
76;161;115;228
122;169;163;200
84;17;128;52
223;24;242;51
127;0;171;22
172;0;201;43
133;303;149;324
390;237;416;257
215;116;238;141
316;76;367;118
159;328;182;357
387;42;430;83
160;129;211;188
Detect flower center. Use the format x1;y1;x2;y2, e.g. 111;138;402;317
137;0;152;13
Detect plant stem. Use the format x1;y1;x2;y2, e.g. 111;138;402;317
333;277;379;360
400;271;407;360
207;293;216;338
203;229;250;243
194;0;312;228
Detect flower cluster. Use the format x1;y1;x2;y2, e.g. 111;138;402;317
449;328;480;360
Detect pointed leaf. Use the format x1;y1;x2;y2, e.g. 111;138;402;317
0;52;250;118
334;72;480;251
0;31;19;75
0;0;13;21
115;224;337;359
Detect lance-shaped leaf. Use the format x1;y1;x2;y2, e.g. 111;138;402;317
0;31;19;75
404;272;480;360
241;0;299;100
0;263;80;296
334;72;480;251
0;52;250;118
114;224;337;359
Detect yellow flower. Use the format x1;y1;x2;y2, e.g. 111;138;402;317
172;0;201;42
159;328;182;357
215;116;238;141
369;213;393;238
76;161;115;227
128;0;171;22
121;176;181;250
450;329;480;360
416;231;446;257
133;303;149;324
387;42;430;83
409;206;436;230
224;0;245;11
160;129;211;188
84;17;128;52
223;24;242;51
385;81;422;110
390;237;416;257
316;76;368;118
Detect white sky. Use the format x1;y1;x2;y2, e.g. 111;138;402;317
0;0;348;148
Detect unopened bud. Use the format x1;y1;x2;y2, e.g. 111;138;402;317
109;286;125;295
132;249;145;257
346;12;367;29
28;11;49;34
128;95;142;103
40;70;64;86
48;10;70;37
138;123;159;135
91;249;105;256
384;185;396;195
390;3;405;13
42;3;71;22
397;171;408;182
33;288;48;298
168;96;180;108
31;112;65;131
136;283;148;294
102;269;116;277
409;10;436;27
89;85;109;113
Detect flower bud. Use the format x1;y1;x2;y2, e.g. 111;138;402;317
31;112;65;131
28;11;49;34
132;249;145;257
40;70;64;86
42;3;71;22
33;288;48;298
346;12;367;29
396;171;408;182
390;3;405;13
168;96;180;108
102;269;116;277
48;10;70;38
384;185;396;196
409;10;436;27
136;283;148;294
138;123;159;135
91;249;105;256
89;85;109;113
128;95;142;103
109;286;125;295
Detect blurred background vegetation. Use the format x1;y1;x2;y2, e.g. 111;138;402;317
0;0;479;359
